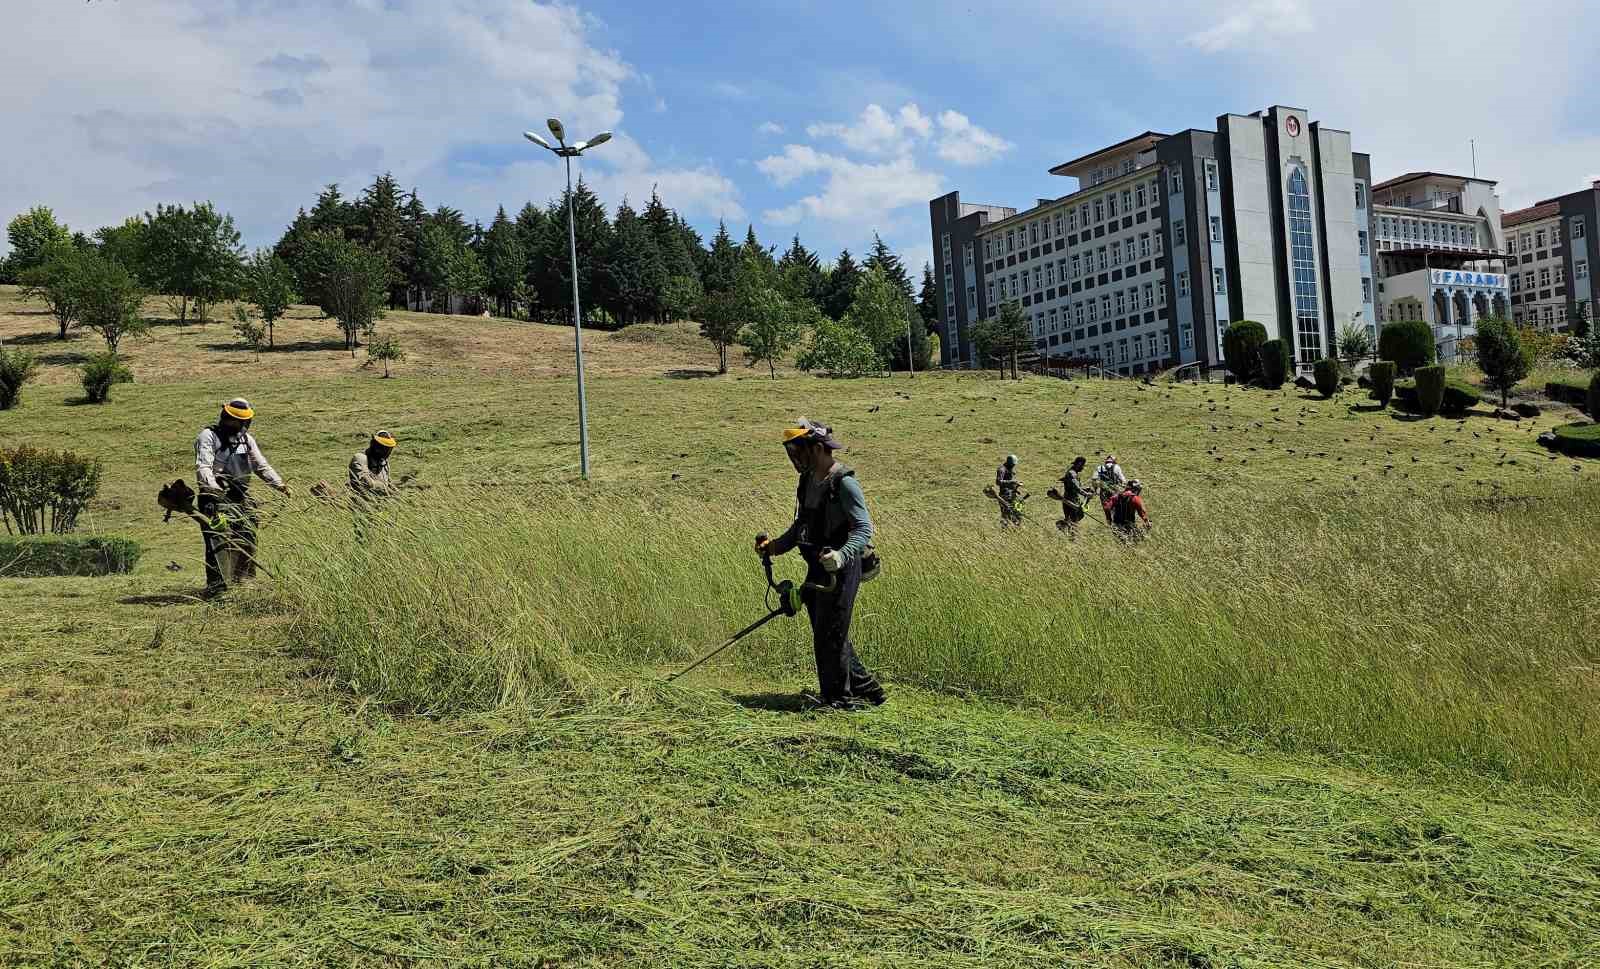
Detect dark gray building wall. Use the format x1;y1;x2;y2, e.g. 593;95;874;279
929;192;988;366
1557;187;1600;327
1156;130;1222;365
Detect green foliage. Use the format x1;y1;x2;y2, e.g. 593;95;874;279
0;345;39;410
971;302;1031;377
302;233;390;355
0;446;103;534
75;254;148;352
0;536;141;577
736;276;803;379
795;316;882;377
1590;372;1600;419
604;200;667;326
821;248;861;320
1369;361;1396;408
1566;331;1600;369
1337;320;1373;363
232;306;268;358
138;202;245;323
79;351;132;405
1258;339;1290;388
1312;358;1341;398
1379;319;1435;375
93;217;149;278
698;290;744;375
1413;365;1446;416
1551;421;1600;457
1473;317;1533;408
702;221;741;296
5;206;72;278
483;206;528;319
365;335;407;378
1223;321;1268;383
888;295;933;373
17;243;92;339
776;236;824;307
661;274;703;325
843;265;906;362
243;249;296;347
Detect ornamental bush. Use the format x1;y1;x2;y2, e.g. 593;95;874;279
1414;365;1447;416
1589;371;1600;419
0;536;141;577
0;446;103;535
80;351;132;404
1223;321;1268;383
1369;361;1396;408
1313;358;1341;398
1258;339;1290;389
1379;319;1435;375
0;345;38;410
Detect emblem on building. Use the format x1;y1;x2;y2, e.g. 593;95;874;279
1285;116;1302;138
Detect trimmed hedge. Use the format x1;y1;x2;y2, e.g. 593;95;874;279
1590;372;1600;418
1550;422;1600;458
0;536;142;577
1370;361;1396;407
1379;319;1435;375
1223;321;1268;383
1546;378;1589;407
1258;339;1290;388
1414;365;1446;415
1395;374;1481;415
1312;358;1341;398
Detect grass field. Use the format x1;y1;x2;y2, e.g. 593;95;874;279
4;284;1600;966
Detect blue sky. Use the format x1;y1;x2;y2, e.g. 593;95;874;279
5;0;1598;275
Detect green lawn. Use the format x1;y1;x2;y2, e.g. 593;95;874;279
3;295;1599;966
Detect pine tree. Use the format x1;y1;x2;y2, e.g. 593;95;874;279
398;190;428;310
822;248;861;320
704;221;741;295
605;200;666;325
741;224;776;281
536;178;611;325
513;202;546;319
917;263;939;330
309;184;354;238
675;216;709;279
777;235;824;307
484;206;527;319
864;233;913;299
357;173;407;308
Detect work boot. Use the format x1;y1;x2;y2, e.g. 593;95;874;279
826;697;869;712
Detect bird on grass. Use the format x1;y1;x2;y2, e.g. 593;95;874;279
946;416;956;424
868;405;880;413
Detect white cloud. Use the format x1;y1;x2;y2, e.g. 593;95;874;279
758;148;941;227
806;103;934;156
934;110;1014;166
1184;0;1313;53
0;0;740;250
757;121;785;135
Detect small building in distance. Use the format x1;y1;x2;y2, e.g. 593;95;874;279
1501;179;1600;332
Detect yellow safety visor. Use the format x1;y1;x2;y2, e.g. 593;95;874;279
372;432;397;448
223;402;254;421
782;427;810;444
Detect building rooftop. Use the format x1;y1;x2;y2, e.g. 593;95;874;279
1048;131;1168;178
1501;202;1561;228
1372;171;1498;191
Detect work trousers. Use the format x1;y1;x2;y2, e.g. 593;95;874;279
200;495;259;593
802;556;884;703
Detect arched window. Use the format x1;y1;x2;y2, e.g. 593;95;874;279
1287;167;1322;362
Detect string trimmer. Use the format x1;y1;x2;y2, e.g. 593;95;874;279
665;532;837;683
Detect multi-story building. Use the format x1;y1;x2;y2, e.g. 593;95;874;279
1368;172;1508;357
930;105;1509;373
1501;179;1600;331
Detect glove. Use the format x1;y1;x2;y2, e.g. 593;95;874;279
755;537;772;558
820;549;845;573
278;483;294;498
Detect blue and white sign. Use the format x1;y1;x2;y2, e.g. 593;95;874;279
1430;269;1506;289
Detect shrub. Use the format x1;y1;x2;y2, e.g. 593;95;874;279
1395;377;1481;415
799;317;884;377
1550;422;1600;458
0;446;103;535
1370;361;1396;408
1223;321;1268;383
1258;339;1290;388
0;345;39;410
1312;358;1341;398
1337;320;1373;363
1414;365;1446;416
1474;317;1532;408
365;334;407;378
0;536;141;577
1546;378;1589;407
1590;372;1600;419
232;305;268;358
1379;319;1435;375
80;351;132;404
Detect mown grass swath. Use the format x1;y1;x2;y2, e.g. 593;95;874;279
266;484;1600;791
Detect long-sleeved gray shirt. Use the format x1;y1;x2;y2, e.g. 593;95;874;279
767;466;874;563
348;450;394;497
195;427;283;495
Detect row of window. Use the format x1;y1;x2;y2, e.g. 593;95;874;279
1508;216;1587;254
1034;323;1177;365
986;233;1167;304
1513;305;1567;327
1375;215;1479;249
984;176;1166;261
1510;266;1567;292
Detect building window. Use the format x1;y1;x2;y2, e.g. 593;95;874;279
1544;306;1556;325
1097;247;1108;272
1041;218;1051;241
1359;231;1369;256
1080;204;1091;227
1555;264;1565;285
1536;229;1547;249
1213;268;1226;295
1209;217;1222;244
1045;263;1055;287
1094;199;1105;223
1136;183;1147;208
1540;267;1552;287
1577;260;1589;280
967;285;976;311
1068;210;1078;232
1355;183;1366;209
1170;169;1183;195
1087;298;1098;322
1142;283;1153;309
1006;230;1015;253
1574;216;1587;240
1204;161;1218;193
1287;166;1322;362
1154;232;1164;256
1118;339;1129;363
1178;270;1190;297
1049;307;1058;330
1173;220;1186;247
1121;189;1132;213
1139;233;1151;258
1115;291;1126;315
1029;223;1038;245
1362;277;1373;302
1525;271;1536;291
1111;243;1122;268
1057;257;1067;280
1010;274;1018;297
1075;303;1085;325
1100;294;1111;318
1033;267;1042;291
1158;280;1167;305
984;239;993;260
1071;254;1082;278
1506;236;1516;255
1108;194;1118;218
963;242;973;266
1510;274;1521;293
1180;325;1192;349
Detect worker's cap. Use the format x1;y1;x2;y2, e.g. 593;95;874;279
1005;454;1017;466
222;398;254;421
1128;479;1143;493
372;430;398;448
782;417;843;450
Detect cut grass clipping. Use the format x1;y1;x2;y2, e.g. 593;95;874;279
264;485;1600;792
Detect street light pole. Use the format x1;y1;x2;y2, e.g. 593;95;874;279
525;122;612;480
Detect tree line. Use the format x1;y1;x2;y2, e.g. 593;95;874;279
3;174;940;377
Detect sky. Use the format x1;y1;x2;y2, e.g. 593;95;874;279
3;0;1598;276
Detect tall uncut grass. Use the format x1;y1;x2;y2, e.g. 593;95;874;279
265;485;1600;790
